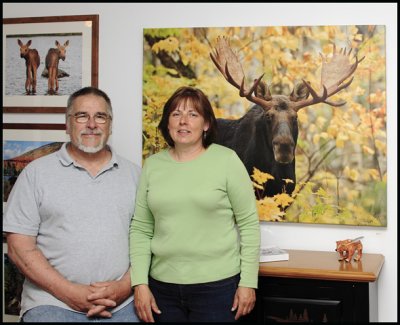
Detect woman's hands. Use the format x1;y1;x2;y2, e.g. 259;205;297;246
231;286;256;320
133;284;161;322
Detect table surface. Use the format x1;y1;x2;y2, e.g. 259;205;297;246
259;249;384;282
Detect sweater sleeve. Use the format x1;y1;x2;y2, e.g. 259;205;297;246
226;151;260;288
129;162;154;286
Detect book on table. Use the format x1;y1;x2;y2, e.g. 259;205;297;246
260;246;289;262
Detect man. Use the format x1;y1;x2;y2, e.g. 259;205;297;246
3;87;141;322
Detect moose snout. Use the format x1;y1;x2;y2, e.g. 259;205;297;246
272;136;295;164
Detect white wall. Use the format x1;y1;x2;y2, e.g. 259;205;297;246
3;3;397;322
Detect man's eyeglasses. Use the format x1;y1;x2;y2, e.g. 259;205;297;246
69;112;112;124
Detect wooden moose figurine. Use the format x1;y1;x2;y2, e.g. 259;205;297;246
17;39;40;95
45;40;69;95
335;236;363;262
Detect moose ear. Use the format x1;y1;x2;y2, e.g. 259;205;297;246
290;82;310;102
255;80;272;101
65;40;70;47
17;39;23;46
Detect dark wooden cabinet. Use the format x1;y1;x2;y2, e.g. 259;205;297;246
244;250;384;323
256;276;370;322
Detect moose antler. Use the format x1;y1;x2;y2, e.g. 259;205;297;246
293;44;365;110
210;36;364;111
210;36;273;109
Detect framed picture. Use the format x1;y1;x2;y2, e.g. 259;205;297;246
3;15;99;113
3;123;68;204
3;242;24;321
141;25;387;227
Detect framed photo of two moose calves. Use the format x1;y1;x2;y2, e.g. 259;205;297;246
3;15;99;113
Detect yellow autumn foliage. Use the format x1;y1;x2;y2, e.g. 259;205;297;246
251;168;274;185
152;37;179;54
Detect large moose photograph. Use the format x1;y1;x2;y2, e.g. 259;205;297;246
141;25;386;227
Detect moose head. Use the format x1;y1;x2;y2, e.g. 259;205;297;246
210;36;364;196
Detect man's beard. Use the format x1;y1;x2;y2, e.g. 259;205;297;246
76;129;108;153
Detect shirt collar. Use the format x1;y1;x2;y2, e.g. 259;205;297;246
57;142;119;169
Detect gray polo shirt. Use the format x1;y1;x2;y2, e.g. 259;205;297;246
3;143;141;316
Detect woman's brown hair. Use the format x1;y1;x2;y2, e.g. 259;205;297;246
158;86;217;148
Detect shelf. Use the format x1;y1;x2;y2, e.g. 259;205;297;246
259;249;384;282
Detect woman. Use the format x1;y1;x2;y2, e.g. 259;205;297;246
130;86;260;322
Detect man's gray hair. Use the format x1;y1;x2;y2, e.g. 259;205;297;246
66;86;113;123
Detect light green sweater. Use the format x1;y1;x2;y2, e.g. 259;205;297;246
130;144;260;288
